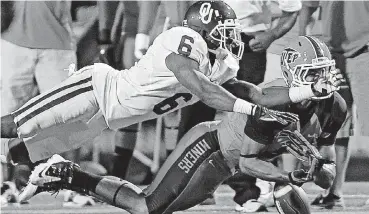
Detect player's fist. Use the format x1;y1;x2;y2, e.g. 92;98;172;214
135;33;150;60
289;169;312;186
313;163;336;189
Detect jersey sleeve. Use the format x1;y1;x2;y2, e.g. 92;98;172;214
161;27;209;67
317;92;348;146
278;0;302;12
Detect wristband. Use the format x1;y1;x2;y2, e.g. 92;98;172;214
288;85;315;103
233;99;256;115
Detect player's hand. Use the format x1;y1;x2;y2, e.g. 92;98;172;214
134;33;150;60
312;68;345;97
244;107;299;145
289;169;312;186
254;106;299;126
249;31;276;52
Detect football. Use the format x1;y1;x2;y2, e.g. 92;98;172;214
273;183;311;214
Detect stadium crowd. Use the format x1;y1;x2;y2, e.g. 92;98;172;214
1;0;368;213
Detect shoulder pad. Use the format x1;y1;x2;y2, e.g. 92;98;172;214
161;27;208;64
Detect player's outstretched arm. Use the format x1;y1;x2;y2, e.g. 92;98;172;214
240;155;290;183
166;53;255;115
239;137;311;186
223;78;317;108
239;156;311;186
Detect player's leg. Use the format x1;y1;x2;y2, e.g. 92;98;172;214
144;124;231;214
344;50;369;136
155;151;232;213
5;64;97;138
327;89;353;208
110;0;139;180
0;39;39;139
22;154;148;213
24;122;226;213
176;103;217;205
112;125;138;179
3;65;102;165
0;39;40;200
310;55;354;209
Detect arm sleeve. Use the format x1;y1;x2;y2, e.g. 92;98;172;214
278;0;302;12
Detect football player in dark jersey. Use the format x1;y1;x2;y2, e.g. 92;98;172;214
17;35;345;214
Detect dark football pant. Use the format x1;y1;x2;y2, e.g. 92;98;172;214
144;130;232;214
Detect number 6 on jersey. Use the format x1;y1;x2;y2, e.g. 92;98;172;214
178;35;194;56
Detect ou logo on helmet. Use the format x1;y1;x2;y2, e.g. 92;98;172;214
199;2;219;24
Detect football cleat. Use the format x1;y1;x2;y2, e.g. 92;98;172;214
29;154;71;186
20;154;82;202
19;154;67;202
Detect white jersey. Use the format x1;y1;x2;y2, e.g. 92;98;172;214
92;27;238;129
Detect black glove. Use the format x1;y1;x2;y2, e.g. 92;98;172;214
288;169;312;186
253;106;299;126
244;106;299;144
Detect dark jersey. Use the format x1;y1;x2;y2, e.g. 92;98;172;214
263;79;347;147
220;78;347;164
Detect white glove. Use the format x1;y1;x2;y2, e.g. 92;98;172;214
312;68;345;97
134;33;150;60
210;47;240;74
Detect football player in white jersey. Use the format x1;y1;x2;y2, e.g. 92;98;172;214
18;36;345;214
1;1;340;177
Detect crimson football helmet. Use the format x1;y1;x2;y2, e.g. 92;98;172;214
183;1;244;60
281;36;336;99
